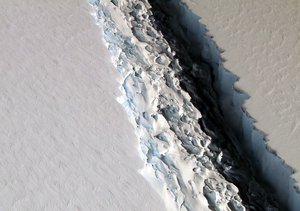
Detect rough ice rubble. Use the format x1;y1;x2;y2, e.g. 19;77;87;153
88;1;247;210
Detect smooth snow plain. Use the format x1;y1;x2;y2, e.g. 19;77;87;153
182;0;300;209
0;0;166;210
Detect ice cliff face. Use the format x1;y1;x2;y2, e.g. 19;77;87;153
88;0;279;210
149;0;300;210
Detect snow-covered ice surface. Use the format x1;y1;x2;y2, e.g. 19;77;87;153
2;0;298;209
89;0;286;210
0;0;166;210
181;0;300;210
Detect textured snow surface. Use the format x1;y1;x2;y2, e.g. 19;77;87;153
0;0;166;210
182;0;300;209
184;0;300;181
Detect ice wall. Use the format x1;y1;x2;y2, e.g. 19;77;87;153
151;0;300;210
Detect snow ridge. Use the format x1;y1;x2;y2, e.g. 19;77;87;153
89;0;246;210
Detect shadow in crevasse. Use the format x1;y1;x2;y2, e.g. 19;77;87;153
147;0;300;210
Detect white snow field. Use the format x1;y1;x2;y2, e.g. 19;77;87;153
182;0;300;209
0;0;166;210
